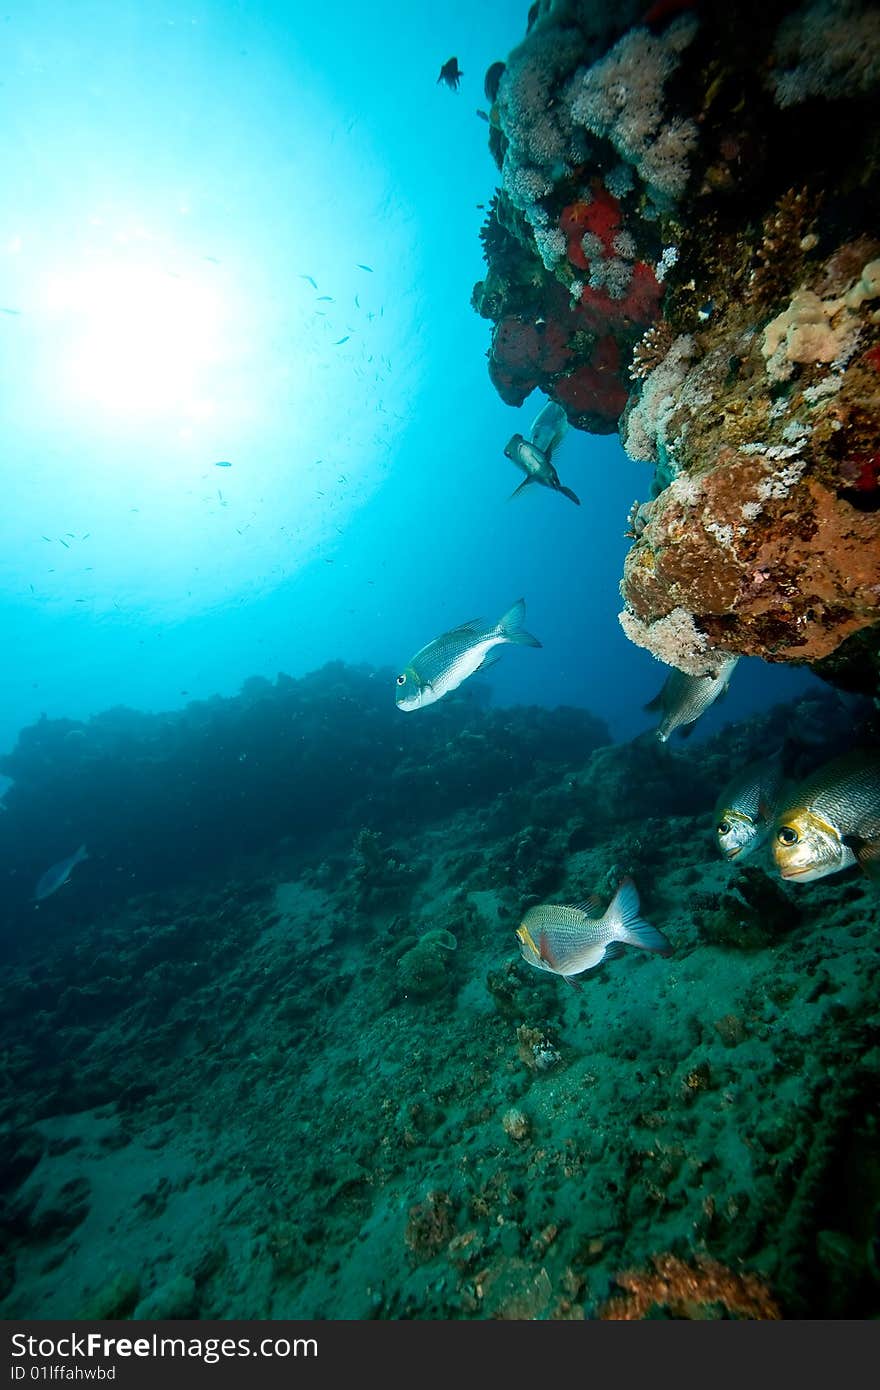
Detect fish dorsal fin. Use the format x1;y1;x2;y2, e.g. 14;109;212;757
643;688;666;713
573;896;604;916
448;617;484;636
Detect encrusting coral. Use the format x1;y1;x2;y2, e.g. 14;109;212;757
598;1252;782;1320
475;0;880;690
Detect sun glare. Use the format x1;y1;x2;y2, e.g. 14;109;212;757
44;261;224;417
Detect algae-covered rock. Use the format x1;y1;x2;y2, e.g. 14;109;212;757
132;1273;198;1320
698;867;801;948
397;929;457;999
81;1270;141;1320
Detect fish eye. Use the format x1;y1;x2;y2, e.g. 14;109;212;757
718;820;730;836
777;826;799;846
396;674;406;686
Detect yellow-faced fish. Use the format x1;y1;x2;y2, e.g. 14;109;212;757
396;599;540;711
715;748;785;861
504;400;579;506
772;750;880;883
516;878;672;983
645;655;739;742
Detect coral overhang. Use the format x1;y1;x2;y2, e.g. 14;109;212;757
474;0;880;689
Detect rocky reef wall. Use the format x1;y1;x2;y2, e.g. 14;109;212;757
0;665;608;942
474;0;880;690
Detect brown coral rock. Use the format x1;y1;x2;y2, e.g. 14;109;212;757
599;1252;781;1320
624;457;880;663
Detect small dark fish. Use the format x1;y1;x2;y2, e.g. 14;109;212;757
334;336;350;345
42;535;51;542
0;306;22;316
316;295;334;302
300;274;318;288
203;255;221;264
215;460;232;468
476;109;489;122
58;538;69;548
438;56;463;91
354;294;360;308
356;263;373;272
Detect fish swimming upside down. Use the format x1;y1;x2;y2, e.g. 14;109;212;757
395;599;540;711
516;878;672;983
772;750;880;883
504;400;579;506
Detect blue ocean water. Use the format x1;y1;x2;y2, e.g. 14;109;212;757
0;0;813;761
6;0;876;1329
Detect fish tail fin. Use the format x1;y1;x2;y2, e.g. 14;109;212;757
497;598;542;648
606;877;673;956
558;484;580;506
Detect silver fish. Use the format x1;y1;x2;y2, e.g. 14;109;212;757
646;655;739;742
516;878;672;981
772;750;880;883
396;599;540;711
715;748;785;861
35;844;88;901
504;400;579;506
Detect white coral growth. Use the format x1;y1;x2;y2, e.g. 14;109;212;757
568;18;699;201
770;0;880;107
622;334;697;464
618;606;728;677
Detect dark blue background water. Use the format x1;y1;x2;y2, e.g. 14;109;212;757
0;0;814;773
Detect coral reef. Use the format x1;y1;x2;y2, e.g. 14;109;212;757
0;664;608;943
1;676;877;1320
475;1;880;688
598;1252;781;1320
